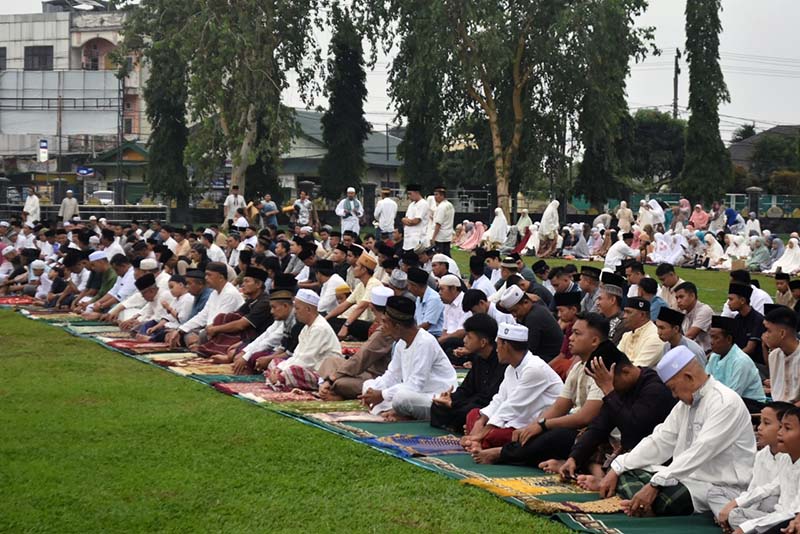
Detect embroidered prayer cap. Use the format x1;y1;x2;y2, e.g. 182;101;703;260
30;259;46;270
405;184;422;192
765;306;798;330
790;280;800;291
710;315;738;334
346;187;356;193
500;256;518;269
389;269;408;289
135;273;157;291
370;286;394;307
140;258;159;271
497;285;526;313
591;340;626;370
407;267;429;286
531;259;549;273
656;345;697;383
316;259;335;276
88;250;108;262
295;288;320;308
335;284;352;296
356;253;377;271
206;262;228;277
496;322;528;343
657;307;685;326
625;297;650;313
580;266;601;280
432;253;450;264
243;266;268;283
185;269;205;280
553;291;582;308
728;283;753;300
438;274;461;288
775;272;790;281
386;295;416;321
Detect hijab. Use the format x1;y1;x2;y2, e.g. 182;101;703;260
539;200;560;239
485;207;509;244
516;209;532;232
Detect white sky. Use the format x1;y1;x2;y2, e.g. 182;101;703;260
4;0;800;140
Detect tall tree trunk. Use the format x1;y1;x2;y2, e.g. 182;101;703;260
228;104;258;197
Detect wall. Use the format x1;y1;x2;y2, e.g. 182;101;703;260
0;13;71;70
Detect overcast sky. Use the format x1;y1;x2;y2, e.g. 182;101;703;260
4;0;799;141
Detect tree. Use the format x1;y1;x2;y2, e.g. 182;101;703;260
751;133;800;182
731;123;756;143
617;109;686;190
318;6;371;200
115;0;190;209
679;0;732;203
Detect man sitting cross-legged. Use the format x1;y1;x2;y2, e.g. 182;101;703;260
360;296;458;421
264;289;342;391
317;286;395;401
597;345;756;517
462;322;563;464
555;342;676;490
481;313;610;467
430;313;507;433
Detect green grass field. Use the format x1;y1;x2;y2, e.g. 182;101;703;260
0;311;570;533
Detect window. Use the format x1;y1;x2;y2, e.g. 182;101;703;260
0;47;6;71
24;46;53;71
123;118;133;135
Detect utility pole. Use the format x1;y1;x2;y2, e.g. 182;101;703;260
673;48;681;119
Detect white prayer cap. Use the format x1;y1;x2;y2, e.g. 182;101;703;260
89;235;100;245
498;285;525;311
99;217;107;224
2;246;16;256
140;258;159;271
88;250;108;262
31;260;46;270
295;288;320;307
438;274;461;288
72;215;81;221
432;253;450;264
64;221;72;227
370;286;393;307
66;189;73;194
656;345;696;383
0;221;9;227
300;226;313;233
89;215;97;221
204;227;217;236
347;187;356;193
24;222;35;229
496;322;528;342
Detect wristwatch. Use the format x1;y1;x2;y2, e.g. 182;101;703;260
538;418;547;431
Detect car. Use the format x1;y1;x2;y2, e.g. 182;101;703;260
91;190;114;205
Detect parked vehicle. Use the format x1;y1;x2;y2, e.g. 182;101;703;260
91;190;114;205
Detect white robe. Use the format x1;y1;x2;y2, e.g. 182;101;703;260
335;197;364;234
23;194;40;224
178;282;244;333
277;314;342;373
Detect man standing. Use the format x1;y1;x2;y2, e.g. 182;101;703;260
431;186;455;256
401;184;430;251
374;188;398;237
22;187;40;225
259;193;279;228
59;190;80;222
598;346;755;517
223;184;246;226
293;190;313;227
335;187;364;235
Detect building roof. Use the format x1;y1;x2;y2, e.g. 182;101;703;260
729;125;800;170
89;140;148;167
292;108;401;169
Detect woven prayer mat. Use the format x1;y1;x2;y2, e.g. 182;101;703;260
345;420;452;438
106;340;177;354
461;474;593;498
555;512;722;534
93;331;137;341
276;399;366;414
188;374;265;385
21;311;87;322
137;352;195;362
361;433;464;457
64;325;122;336
212;382;317;403
0;296;37;306
308;411;386;424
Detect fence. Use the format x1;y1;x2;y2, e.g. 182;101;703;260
0;204;168;224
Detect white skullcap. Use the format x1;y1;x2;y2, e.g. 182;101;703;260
295;288;320;307
89;216;97;221
656;345;696;383
24;222;35;229
498;285;525;311
31;260;46;270
72;215;81;221
497;322;528;342
99;217;107;223
347;187;356;193
88;250;108;262
0;221;9;227
370;286;393;307
89;236;100;244
64;221;72;227
432;253;450;264
300;226;313;233
438;274;462;287
140;258;158;271
66;189;73;194
2;246;16;256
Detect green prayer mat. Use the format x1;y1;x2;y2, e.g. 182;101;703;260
555;511;721;534
346;420;452;438
437;453;546;479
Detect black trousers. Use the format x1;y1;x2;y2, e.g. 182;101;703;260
440;336;466;366
328;317;371;341
499;427;579;466
430;400;483;433
435;241;451;257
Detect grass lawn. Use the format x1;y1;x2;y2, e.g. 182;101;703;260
0;311;570;534
448;249;777;312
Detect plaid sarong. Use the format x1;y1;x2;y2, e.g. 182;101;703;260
617;469;694;516
265;358;319;391
196;312;255;357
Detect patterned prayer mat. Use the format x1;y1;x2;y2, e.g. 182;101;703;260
106;340;176;354
137;352;196;362
93;331;136;340
361;433;464;457
65;325;122;335
212;382;317;402
276;400;365;414
308;411;386;424
462;475;593;497
22;311;85;322
340;341;366;357
520;495;624;515
151;356;236;376
0;296;37;306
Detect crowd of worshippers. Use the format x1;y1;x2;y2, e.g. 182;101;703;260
456;199;799;279
5;206;800;532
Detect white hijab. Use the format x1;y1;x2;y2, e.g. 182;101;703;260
769;237;800;274
648;199;665;224
523;222;540;252
704;233;725;263
485;207;509;244
539;200;560;239
516;209;532;232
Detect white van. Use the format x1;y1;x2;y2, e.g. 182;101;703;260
91;190;114;205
